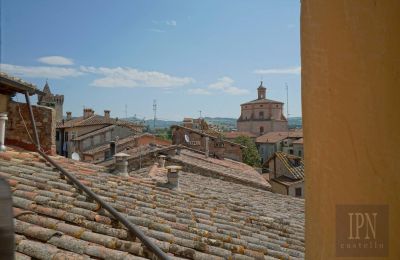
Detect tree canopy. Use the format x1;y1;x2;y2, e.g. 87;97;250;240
234;136;261;167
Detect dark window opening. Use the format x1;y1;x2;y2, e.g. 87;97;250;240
260;126;264;135
295;188;302;197
259;111;264;119
56;131;60;141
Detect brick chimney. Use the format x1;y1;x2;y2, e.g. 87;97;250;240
66;112;72;121
165;165;181;190
83;108;94;119
104;110;110;119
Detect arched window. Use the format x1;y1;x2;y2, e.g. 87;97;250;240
260;126;264;135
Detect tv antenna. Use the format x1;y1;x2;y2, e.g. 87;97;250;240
199;110;202;119
286;83;290;136
285;83;290;118
153;100;157;130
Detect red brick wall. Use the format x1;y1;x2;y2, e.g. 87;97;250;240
5;101;56;155
136;135;172;146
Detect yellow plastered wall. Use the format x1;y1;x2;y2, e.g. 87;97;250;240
301;0;400;259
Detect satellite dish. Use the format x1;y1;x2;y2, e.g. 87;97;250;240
71;152;80;161
184;134;190;143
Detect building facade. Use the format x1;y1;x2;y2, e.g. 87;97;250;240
266;152;304;198
56;108;143;159
237;82;288;136
171;125;244;162
256;130;303;164
37;81;64;122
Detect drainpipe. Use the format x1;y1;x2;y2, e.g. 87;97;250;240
0;113;8;152
24;91;40;150
205;136;209;158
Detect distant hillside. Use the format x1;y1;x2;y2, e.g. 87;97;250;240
288;117;302;129
125;116;302;131
124;117;179;130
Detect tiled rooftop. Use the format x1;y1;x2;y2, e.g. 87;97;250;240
269;152;304;180
256;131;303;144
1;146;305;259
56;114;143;132
240;98;284;106
170;149;271;190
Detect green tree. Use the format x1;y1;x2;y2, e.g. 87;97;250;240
234;136;261;167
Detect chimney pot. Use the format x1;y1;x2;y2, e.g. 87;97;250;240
158;155;166;168
165;165;181;190
104;110;110;119
83;108;94;119
114;152;129;176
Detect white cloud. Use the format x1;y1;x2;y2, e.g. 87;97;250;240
254;66;301;75
38;56;74;66
80;66;194;88
0;63;83;79
166;20;177;26
188;88;212;95
208;77;249;95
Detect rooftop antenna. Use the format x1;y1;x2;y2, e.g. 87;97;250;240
199;110;202;119
153;100;157;131
286;83;290;137
285;83;289;118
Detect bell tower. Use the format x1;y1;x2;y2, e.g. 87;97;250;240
37;81;64;122
257;81;266;99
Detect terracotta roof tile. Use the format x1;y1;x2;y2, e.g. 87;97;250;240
256;130;303;144
57;115;143;133
1;146;304;259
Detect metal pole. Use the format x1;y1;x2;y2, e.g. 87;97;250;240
24;91;41;150
37;150;169;260
24;93;169;260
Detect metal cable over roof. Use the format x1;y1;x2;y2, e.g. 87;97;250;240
23;91;169;260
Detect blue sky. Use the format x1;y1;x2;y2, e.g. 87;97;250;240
1;0;301;121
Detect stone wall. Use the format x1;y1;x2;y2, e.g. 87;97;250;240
5;101;56;155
